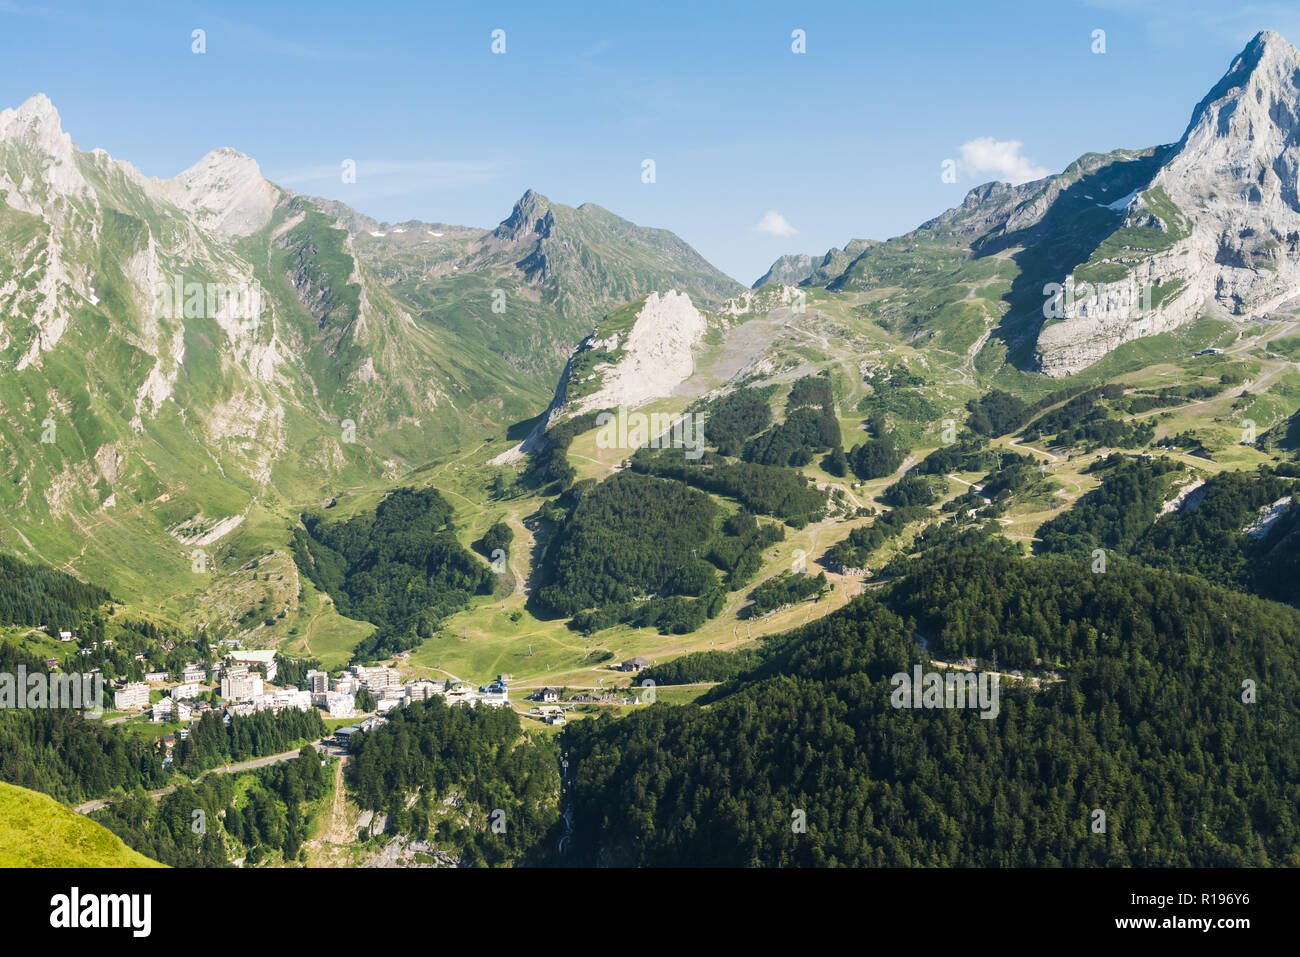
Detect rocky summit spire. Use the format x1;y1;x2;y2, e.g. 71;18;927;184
1179;30;1300;142
1037;29;1300;374
1148;27;1300;293
0;92;89;206
493;188;555;243
0;92;64;144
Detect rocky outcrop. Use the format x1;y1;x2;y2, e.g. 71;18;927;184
153;147;277;239
752;252;814;289
922;181;1043;237
490;290;707;464
567;290;706;416
1038;30;1300;375
754;238;874;289
717;283;804;318
0;93;90;209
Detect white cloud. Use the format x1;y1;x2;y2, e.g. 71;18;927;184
753;210;797;237
957;137;1049;186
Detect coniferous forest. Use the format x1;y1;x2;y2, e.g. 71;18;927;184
293;486;496;660
557;535;1299;866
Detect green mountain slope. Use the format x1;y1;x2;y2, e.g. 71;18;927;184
0;94;742;648
0;781;164;867
350;188;743;383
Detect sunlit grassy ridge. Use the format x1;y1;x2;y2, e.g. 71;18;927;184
0;781;164;868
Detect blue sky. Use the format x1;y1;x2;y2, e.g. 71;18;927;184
1;0;1296;284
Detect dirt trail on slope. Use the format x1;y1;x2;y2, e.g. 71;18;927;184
306;756;358;866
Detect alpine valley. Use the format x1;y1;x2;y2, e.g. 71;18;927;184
2;30;1299;869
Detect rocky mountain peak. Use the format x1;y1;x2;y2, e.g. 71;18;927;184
154;146;277;238
494;188;555;243
0;92;63;144
1037;29;1300;375
1171;29;1300;176
0;92;88;204
1180;30;1299;137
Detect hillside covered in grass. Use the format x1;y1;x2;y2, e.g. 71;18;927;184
0;781;163;868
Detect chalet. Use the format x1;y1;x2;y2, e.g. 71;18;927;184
530;687;560;703
619;657;650;673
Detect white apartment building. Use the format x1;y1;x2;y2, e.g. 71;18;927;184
181;664;207;684
253;688;312;713
331;675;359;695
312;690;355;717
114;682;150;710
352;665;400;693
221;667;264;702
403;679;441;705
